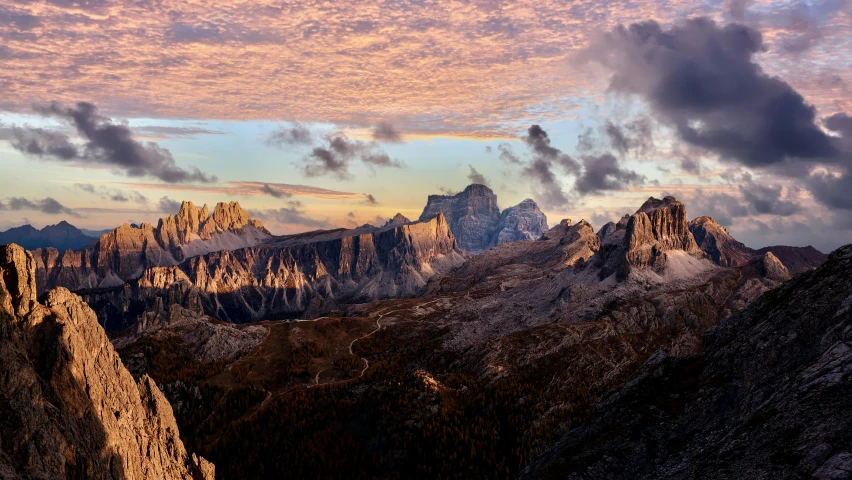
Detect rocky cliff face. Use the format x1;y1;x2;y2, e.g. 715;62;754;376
592;196;705;281
491;198;548;246
33;201;271;293
689;216;828;274
419;184;501;253
688;215;753;267
85;213;464;328
522;243;852;480
0;243;212;480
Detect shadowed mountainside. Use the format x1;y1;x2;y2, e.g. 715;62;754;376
0;243;213;479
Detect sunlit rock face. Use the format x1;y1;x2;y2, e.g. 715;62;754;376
419;184;501;253
0;243;213;480
492;198;549;246
32;201;271;293
84;213;465;328
592;196;705;281
688;215;828;274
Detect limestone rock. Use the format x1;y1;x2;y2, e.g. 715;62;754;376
492;198;549;246
33;201;271;293
0;243;212;480
522;243;852;480
419;184;501;253
689;215;828;274
85;214;465;328
383;213;411;227
688;215;754;267
592;196;705;281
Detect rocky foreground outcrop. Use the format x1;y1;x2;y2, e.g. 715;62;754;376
33;201;270;293
85;213;465;328
522;244;852;480
0;244;212;480
689;216;827;273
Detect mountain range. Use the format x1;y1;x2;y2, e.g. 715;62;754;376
1;185;847;479
0;221;96;251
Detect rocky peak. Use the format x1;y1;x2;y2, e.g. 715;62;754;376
0;243;37;317
493;198;549;246
419;184;501;253
757;251;792;282
688;216;753;267
0;243;213;479
596;214;630;241
383;213;411;228
592;196;705;280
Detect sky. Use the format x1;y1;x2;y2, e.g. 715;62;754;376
0;0;850;252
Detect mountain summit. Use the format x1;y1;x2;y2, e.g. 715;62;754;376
0;221;95;251
33;201;271;292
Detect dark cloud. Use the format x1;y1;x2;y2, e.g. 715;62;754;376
260;184;293;199
347;211;356;218
11;102;216;183
437;186;458;196
686;176;800;225
604;117;654;156
0;197;80;217
301;134;401;179
266;124;313;146
575;153;645;194
467;165;488;185
497;143;520;164
363;194;377;204
485;145;493;154
371;122;403;142
586;18;852;212
10;127;79;160
585;18;837;170
739;174;800;216
74;183;148;203
251;207;331;229
132;125;226;139
158;196;182;213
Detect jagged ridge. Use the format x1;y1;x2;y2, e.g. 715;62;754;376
0;243;213;479
33;201;271;293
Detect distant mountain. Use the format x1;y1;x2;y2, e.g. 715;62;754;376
383;213;411;227
0;221;95;251
419;184;501;253
83;213;464;330
34;201;271;293
492;198;549;246
81;228;114;238
419;184;549;253
688;216;827;274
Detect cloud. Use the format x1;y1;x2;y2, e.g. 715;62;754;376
158;196;182;213
265;124;313;147
603;118;654;156
132;125;226;139
75;183;148;203
585;18;852;212
467;165;488;185
110;181;366;201
347;211;356;218
0;197;80;217
363;194;377;204
251;206;331;229
371;122;403;142
260;184;293;199
10;102;216;183
301;134;401;179
575;154;645;194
